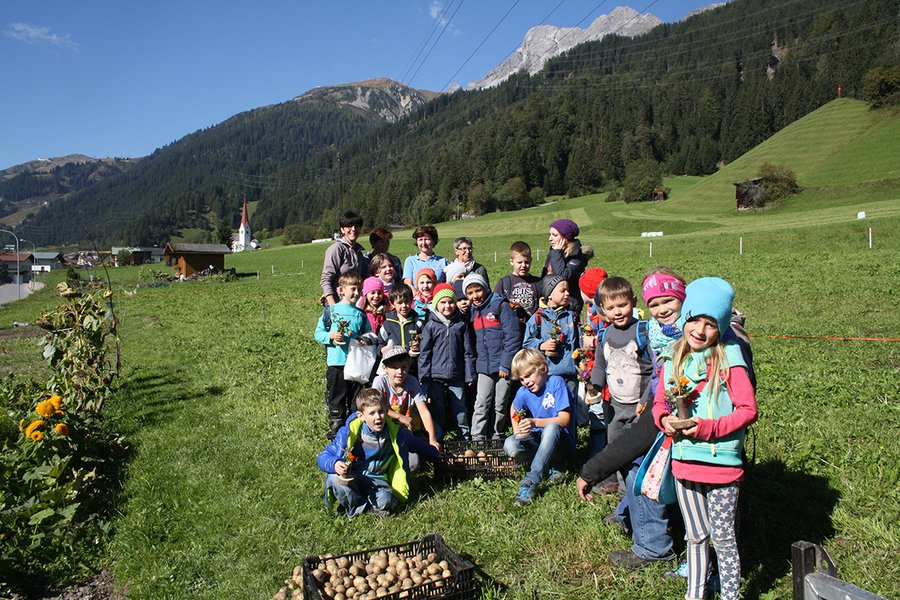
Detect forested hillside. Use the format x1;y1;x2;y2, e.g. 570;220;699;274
15;100;383;245
254;0;896;231
16;0;898;246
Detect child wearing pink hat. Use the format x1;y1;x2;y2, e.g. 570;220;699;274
358;276;392;335
641;267;687;355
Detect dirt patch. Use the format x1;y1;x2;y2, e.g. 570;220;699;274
6;569;127;600
0;325;44;339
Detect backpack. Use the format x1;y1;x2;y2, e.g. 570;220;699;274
599;320;657;395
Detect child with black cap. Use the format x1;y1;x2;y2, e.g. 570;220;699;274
523;274;580;403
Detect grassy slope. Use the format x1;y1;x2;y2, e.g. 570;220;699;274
1;100;898;598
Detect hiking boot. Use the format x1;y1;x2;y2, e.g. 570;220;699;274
609;550;675;570
514;484;537;507
547;469;566;484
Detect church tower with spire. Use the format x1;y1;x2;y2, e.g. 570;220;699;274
232;196;253;253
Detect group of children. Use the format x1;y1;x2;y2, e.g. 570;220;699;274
315;222;758;600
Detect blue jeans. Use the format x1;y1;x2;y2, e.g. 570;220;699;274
614;463;674;560
325;473;396;518
503;422;571;486
428;378;468;440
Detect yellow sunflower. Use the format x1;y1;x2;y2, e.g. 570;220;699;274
54;423;70;436
35;400;56;417
30;430;44;442
24;420;44;437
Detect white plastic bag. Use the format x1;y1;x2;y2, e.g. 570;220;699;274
344;337;377;383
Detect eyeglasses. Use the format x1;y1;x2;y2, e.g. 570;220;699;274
456;246;473;252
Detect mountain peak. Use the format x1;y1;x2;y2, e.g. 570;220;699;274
469;6;661;90
295;78;439;123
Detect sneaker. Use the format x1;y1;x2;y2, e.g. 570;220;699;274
592;479;619;495
514;484;536;507
609;550;675;570
369;506;391;517
662;560;689;580
546;469;566;484
603;512;630;537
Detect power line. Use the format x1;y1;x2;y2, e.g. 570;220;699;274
439;0;524;92
407;0;466;87
399;0;458;85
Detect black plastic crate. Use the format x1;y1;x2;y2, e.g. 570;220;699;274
435;439;519;481
302;533;476;599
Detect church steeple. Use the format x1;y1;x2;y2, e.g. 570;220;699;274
232;195;253;252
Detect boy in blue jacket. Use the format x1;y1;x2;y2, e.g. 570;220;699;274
464;273;521;441
314;272;372;439
317;389;438;517
523;275;580;401
418;283;475;440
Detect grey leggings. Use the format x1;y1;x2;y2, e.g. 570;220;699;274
675;478;741;600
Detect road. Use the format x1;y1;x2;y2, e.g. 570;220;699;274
0;282;45;305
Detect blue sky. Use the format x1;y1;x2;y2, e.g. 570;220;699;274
1;1;717;170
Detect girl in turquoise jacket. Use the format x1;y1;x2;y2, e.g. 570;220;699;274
651;278;758;600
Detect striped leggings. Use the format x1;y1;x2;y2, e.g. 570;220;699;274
675;478;741;600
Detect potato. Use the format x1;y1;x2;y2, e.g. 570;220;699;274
427;552;437;563
334;595;346;600
337;556;351;569
439;560;449;570
442;569;452;578
371;563;383;576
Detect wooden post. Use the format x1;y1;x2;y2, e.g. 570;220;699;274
792;541;817;600
868;227;872;249
649;241;653;258
271;265;275;275
740;237;743;256
494;251;497;262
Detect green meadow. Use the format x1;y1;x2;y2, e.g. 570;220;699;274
1;99;898;599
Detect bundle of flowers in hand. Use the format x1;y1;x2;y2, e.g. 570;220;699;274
664;376;696;430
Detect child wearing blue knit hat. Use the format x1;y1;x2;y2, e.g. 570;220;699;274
652;276;758;600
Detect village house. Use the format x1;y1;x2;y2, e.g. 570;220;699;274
163;243;230;278
31;251;65;272
0;253;35;284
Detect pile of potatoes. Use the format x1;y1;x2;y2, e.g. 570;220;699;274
273;550;454;600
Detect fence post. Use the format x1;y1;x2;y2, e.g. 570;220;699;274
740;237;743;256
494;251;497;262
792;541;817;600
271;265;274;275
256;271;259;280
868;227;872;249
649;241;653;258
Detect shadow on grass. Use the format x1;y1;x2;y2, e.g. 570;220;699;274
741;459;840;597
113;370;194;433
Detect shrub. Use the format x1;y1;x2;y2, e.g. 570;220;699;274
863;64;900;108
622;159;663;203
282;223;317;245
757;162;801;204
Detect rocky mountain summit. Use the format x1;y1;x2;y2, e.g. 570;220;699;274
295;78;441;123
469;6;662;90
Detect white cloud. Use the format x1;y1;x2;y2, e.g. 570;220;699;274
429;1;461;36
3;23;79;50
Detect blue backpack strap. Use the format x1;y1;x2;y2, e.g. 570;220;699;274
636;320;652;360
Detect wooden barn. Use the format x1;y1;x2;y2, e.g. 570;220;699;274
734;177;766;210
163;243;230;278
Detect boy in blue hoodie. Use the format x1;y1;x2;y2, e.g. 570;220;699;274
464;273;522;441
314;272;372;439
418;283;475;440
317;389;438;517
523;275;580;401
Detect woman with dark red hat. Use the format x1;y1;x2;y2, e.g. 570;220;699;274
542;218;591;314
